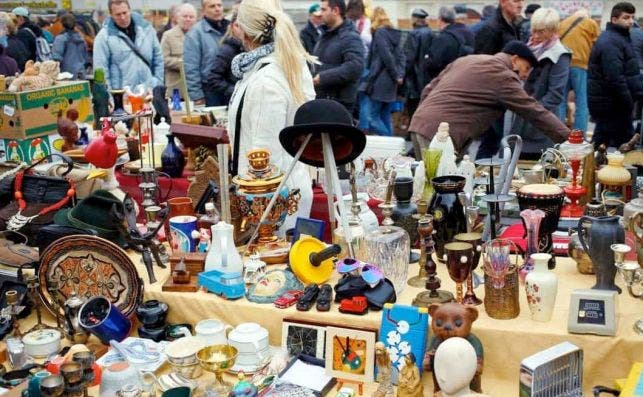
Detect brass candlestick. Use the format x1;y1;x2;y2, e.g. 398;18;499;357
408;200;429;287
26;275;50;332
412;214;454;307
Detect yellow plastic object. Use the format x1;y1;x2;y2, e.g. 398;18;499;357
621;362;643;397
289;236;335;285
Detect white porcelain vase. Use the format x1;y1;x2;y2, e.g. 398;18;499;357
525;253;558;322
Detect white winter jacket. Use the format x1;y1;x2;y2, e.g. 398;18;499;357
228;54;315;233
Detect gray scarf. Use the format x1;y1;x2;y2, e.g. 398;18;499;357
231;43;275;79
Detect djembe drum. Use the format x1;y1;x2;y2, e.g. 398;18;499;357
516;184;565;269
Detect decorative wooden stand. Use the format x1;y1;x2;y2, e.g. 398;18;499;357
336;379;364;395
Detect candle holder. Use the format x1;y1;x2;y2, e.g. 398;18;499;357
612;243;642;333
559;130;593;218
139;167;158;208
5;290;22;338
480;194;514;240
26;275;52;333
408;200;429;287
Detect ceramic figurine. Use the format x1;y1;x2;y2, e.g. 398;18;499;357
525;253;558;322
372;341;394;397
230;372;258;397
434;337;491;397
425;302;483;395
456;154;476;200
429;122;458;177
396;353;423;397
192;228;211;253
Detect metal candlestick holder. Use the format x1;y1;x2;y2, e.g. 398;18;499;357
481;194;514;240
412;214;454;307
408;200;430;287
5;290;22;338
48;281;63;331
26;275;52;332
143;205;169;264
139;167;158;208
612;244;643;333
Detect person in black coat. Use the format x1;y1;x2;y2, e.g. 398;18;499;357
0;45;19;76
313;0;364;112
474;0;522;55
12;7;44;63
404;8;432;118
300;4;323;54
588;2;643;148
362;6;404;136
1;13;29;72
206;19;244;106
426;7;472;82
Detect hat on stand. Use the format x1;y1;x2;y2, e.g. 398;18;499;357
279;99;366;167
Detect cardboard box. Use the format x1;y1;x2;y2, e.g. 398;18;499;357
0;81;94;140
0;133;63;164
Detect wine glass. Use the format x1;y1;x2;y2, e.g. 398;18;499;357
443;241;474;303
196;345;238;395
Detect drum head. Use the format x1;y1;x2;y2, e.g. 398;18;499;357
518;183;563;196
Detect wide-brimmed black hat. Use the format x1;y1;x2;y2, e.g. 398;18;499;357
279;99;366;167
54;190;126;247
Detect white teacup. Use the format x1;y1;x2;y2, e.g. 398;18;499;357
195;319;232;345
100;362;141;397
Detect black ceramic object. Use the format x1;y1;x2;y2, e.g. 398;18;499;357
578;216;624;293
135;300;169;328
108;89;132;128
392;177;418;244
165;323;194;341
138;325;166;342
428;175;467;261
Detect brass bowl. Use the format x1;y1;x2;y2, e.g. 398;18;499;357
196;345;238;373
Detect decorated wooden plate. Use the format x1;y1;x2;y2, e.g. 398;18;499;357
38;235;143;321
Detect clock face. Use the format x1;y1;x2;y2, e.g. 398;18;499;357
286;325;322;357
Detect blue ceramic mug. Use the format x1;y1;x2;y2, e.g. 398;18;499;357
169;216;198;253
28;370;51;397
78;296;132;344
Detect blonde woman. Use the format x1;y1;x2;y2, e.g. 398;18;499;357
361;6;404;136
512;7;571;159
228;0;316;232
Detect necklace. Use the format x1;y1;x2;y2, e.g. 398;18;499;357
7;171;76;231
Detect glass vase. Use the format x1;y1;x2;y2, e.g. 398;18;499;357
421;149;442;201
365;225;410;294
161;134;186;178
519;208;545;283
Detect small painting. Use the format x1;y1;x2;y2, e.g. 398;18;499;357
325;326;376;383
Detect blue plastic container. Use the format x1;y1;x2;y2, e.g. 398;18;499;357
78;296;132;344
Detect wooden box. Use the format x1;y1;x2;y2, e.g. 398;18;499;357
169;252;206;274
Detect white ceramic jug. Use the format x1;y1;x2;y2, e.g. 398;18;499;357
195;319;233;345
204;221;243;274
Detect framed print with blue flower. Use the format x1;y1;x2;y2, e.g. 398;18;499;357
379;303;429;374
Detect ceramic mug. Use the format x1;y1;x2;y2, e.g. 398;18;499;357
29;370;51;397
162;386;192;397
195;319;233;345
99;362;141;397
169;216;198;253
228;322;270;367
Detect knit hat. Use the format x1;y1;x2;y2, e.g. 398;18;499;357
502;40;538;67
11;7;29;17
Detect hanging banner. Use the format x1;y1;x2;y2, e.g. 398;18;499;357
0;1;60;11
547;0;604;16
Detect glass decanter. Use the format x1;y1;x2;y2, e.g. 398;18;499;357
365;172;410;294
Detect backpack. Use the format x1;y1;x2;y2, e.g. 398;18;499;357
24;28;53;62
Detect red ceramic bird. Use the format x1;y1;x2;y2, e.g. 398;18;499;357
85;118;118;169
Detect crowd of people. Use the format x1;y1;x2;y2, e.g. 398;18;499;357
0;0;642;161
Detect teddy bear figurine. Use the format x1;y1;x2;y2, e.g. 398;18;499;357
424;302;483;396
8;60;57;92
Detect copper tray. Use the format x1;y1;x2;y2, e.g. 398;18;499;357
38;235;143;321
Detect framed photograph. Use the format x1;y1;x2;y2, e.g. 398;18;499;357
282;319;326;359
292;217;325;242
325;326;376;383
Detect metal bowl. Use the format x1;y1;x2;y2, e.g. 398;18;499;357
40;375;65;397
60;362;83;384
196;345;238;373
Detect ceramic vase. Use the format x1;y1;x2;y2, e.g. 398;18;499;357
525;253;557;322
392;177;418;244
85;127;119;169
109;89;132;128
161;134;185;178
428;175;467;262
577;215;624;293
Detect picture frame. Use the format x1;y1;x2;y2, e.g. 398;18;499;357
292;217;325;242
325;326;376;383
281;318;327;359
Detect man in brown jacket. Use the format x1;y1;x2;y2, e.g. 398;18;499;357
409;40;570;157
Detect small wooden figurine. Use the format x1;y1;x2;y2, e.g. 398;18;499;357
425;302;483;395
372;341;394;397
396;353;423;397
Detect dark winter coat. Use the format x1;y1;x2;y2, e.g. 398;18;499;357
631;25;643;70
588;23;643;121
405;26;433;99
313;19;365;108
474;7;520;55
52;29;89;76
15;21;43;62
512;41;571;156
426;23;472;81
206;36;243;105
300;21;320;54
0;47;19;76
451;22;475;48
5;35;29;71
365;26;405;103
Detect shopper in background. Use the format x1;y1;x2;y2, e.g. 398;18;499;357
228;0;315;232
361;6;404;136
93;0;164;90
426;7;473;82
52;13;90;77
184;0;229;106
557;9;599;132
313;0;364;112
12;7;44;62
299;3;323;54
519;3;541;42
404;8;432;121
512;8;571;159
0;17;19;76
161;3;197;96
157;4;179;41
588;1;643;148
207;13;244;105
0;13;28;71
346;0;371;55
470;5;495;35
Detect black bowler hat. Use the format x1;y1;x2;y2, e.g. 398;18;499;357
502;40;539;67
411;8;428;18
279;99;366;167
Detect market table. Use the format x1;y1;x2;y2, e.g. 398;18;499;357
138;254;642;396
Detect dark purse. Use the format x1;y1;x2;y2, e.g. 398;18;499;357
0;154;76;245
